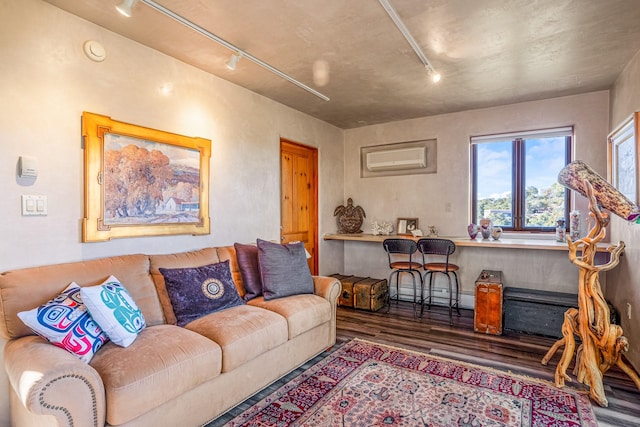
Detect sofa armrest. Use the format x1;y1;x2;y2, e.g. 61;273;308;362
312;275;340;304
4;336;106;427
312;276;340;345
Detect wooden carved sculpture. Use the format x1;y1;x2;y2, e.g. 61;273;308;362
541;180;640;406
334;198;366;234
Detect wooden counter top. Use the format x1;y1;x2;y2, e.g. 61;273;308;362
323;233;611;252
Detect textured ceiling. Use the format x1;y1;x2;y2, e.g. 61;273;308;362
44;0;640;129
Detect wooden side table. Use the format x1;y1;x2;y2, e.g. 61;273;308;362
474;270;503;335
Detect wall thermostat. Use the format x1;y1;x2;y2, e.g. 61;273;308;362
19;156;38;178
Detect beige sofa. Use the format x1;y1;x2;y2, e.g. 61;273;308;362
0;246;340;427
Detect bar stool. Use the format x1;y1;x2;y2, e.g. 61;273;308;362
383;238;422;316
417;238;461;325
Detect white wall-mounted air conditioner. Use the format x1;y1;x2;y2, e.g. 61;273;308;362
366;146;426;171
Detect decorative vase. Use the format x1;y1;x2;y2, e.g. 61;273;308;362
491;226;502;240
556;219;566;242
479;218;492;240
467;223;479;239
569;210;580;240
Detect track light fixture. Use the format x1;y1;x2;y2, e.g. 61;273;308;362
116;0;139;18
426;66;441;83
115;0;329;101
378;0;442;83
225;52;242;71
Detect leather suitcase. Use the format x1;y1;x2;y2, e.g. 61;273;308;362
331;274;366;307
474;270;503;335
353;277;388;312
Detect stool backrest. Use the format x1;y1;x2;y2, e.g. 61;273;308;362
383;238;418;267
417;238;456;269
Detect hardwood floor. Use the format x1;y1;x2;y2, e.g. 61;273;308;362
336;301;640;427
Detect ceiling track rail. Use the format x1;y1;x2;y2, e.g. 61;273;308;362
377;0;438;77
140;0;330;101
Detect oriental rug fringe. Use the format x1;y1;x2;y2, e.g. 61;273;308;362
208;339;597;426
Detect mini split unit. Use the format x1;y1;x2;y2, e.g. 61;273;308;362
365;146;427;171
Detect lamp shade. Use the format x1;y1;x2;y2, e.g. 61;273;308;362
558;160;640;222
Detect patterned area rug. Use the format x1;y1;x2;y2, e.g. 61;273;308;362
218;339;597;426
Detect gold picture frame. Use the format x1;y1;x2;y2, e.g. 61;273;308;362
82;112;211;242
607;112;639;205
396;217;419;235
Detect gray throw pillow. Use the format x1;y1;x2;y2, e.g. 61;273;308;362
159;260;245;326
256;239;314;300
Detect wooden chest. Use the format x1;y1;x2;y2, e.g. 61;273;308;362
331;274;363;307
474;270;503;335
331;275;388;311
353;277;388;312
503;287;578;338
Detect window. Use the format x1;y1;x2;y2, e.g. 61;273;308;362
471;127;572;232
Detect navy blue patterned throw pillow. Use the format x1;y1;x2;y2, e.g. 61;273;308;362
256;239;314;301
159;260;245;327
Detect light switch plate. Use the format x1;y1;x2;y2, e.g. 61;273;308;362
22;195;47;216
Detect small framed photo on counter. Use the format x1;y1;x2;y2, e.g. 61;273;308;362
397;218;418;235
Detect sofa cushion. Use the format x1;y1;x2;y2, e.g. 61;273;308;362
185;304;288;372
233;243;262;301
159;260;245;327
81;275;146;347
17;282;109;363
90;324;222;426
248;294;332;339
149;248;221;325
256;239;314;300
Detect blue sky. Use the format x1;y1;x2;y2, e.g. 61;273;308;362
477;137;566;199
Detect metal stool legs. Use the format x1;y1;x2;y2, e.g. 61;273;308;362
420;270;461;325
417;238;461;325
387;269;422;317
452;271;461;317
383;238;422;318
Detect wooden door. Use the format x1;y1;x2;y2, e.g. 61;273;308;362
280;140;318;274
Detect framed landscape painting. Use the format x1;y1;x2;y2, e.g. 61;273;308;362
82;112;211;242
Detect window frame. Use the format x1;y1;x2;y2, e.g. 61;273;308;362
471;128;573;233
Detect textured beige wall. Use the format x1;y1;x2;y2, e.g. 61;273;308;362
0;0;344;272
608;48;640;372
339;91;609;303
0;0;344;423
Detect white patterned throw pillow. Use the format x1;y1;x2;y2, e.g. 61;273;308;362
17;282;109;363
81;275;146;347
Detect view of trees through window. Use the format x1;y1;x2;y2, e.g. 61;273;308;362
472;130;571;231
477;181;567;228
